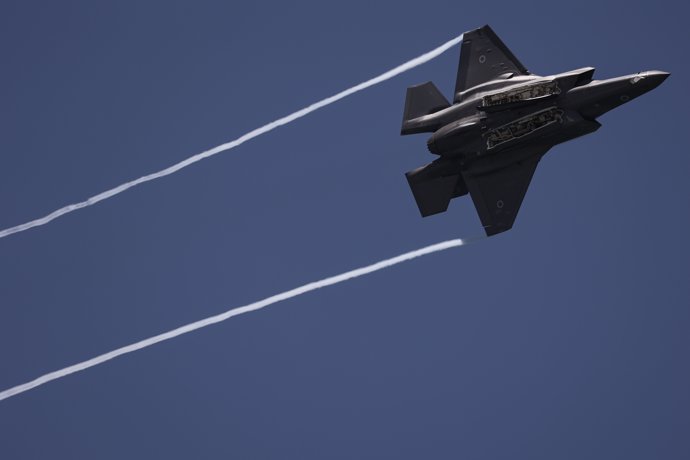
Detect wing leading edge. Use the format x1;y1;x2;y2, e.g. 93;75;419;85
463;147;549;236
454;25;529;101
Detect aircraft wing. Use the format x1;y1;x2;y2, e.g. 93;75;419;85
454;25;529;100
463;149;547;236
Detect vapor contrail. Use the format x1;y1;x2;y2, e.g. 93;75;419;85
0;34;464;240
0;236;480;402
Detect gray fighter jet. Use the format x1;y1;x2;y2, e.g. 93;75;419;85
401;25;668;236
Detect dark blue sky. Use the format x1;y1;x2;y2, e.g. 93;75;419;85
1;1;688;458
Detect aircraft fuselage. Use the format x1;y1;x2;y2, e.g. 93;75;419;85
405;68;668;167
400;25;668;236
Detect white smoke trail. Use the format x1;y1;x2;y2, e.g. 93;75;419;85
0;236;480;402
0;34;463;240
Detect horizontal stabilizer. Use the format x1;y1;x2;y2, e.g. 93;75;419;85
406;160;467;217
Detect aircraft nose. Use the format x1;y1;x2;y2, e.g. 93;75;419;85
642;70;670;88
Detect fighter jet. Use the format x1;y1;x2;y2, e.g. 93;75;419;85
401;25;669;236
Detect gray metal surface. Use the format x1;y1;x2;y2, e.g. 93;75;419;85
401;25;669;236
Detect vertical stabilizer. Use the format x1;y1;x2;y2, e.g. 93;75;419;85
401;81;450;134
